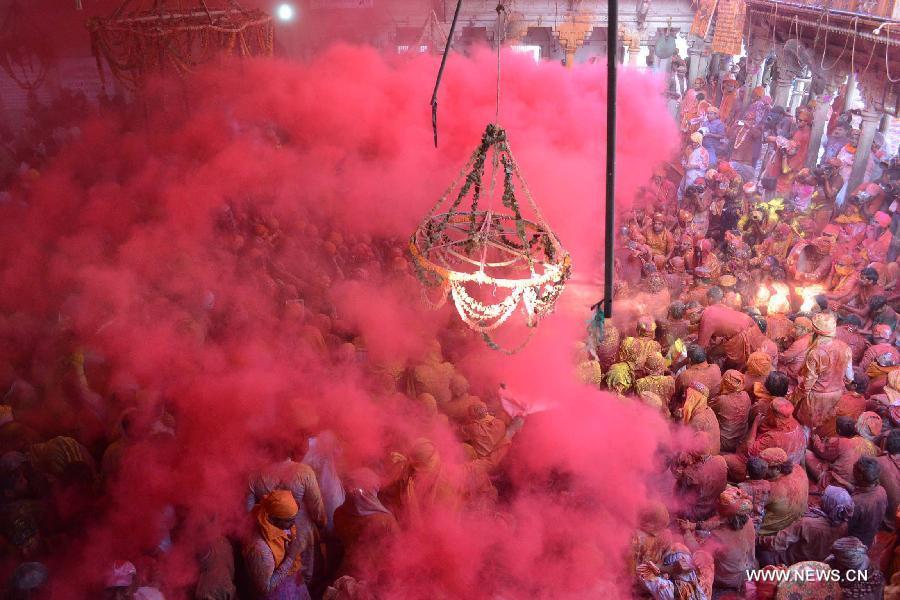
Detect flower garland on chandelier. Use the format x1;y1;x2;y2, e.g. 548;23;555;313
87;0;274;91
409;124;572;353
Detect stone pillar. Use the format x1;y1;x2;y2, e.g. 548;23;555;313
848;108;880;192
657;56;671;74
806;83;839;168
773;71;794;108
880;114;892;134
843;72;857;112
687;38;702;84
789;77;809;112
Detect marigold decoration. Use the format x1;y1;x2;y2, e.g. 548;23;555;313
409;124;572;353
87;0;274;90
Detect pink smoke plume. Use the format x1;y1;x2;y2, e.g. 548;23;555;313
0;44;678;598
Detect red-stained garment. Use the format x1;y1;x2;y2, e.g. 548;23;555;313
678;454;729;521
817;391;867;438
760;465;810;535
710;388;751;453
835;327;868;365
808;436;867;490
780;334;812;381
750;407;807;467
722;325;778;370
676;362;723;399
796;337;852;428
860;343;900;376
698;305;754;348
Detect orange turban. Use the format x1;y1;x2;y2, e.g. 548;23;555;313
683;386;709;424
253;491;300;572
746;351;773;377
720;370;744;394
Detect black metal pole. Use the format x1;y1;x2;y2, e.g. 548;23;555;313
430;0;464;147
604;0;617;318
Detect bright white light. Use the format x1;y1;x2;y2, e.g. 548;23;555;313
277;4;295;21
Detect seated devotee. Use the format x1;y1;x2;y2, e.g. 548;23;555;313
676;345;722;402
748;371;790;423
818;371;869;438
618;316;662;378
826;536;886;599
673;433;728;522
459;400;509;469
678;383;721;456
636;543;709;600
808;416;873;491
683;485;756;595
876;429;900;532
759;450;809;537
699;304;775;370
243;491;310;600
742;351;772;397
759;485;853;566
634;352;677;408
628;501;673;574
708;370;749;453
738;457;772;534
849;457;889;547
732;398;806;481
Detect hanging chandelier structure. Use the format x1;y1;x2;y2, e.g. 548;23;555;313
409;124;572;353
87;0;274;90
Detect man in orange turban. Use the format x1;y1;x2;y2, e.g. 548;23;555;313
243;490;308;599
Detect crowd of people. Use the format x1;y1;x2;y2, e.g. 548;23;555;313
588;77;900;599
1;59;900;600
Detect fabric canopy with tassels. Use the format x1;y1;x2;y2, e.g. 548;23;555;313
87;0;274;90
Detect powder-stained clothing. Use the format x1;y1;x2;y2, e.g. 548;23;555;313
738;479;772;533
796;338;853;428
333;500;398;578
243;537;310;600
860;343;900;378
721;325;778;371
195;536;237;600
698;305;754;349
687;405;721;456
678;455;728;521
750;411;807;468
836;327;868;365
849;484;889;547
808;436;869;491
709;389;750;453
704;519;757;590
876;454;900;531
781;334;813;381
247;460;327;533
635;375;677;407
676;363;723;400
771;514;849;564
760;465;809;536
818;391;867;438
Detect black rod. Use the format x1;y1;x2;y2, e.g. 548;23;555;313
604;0;617;318
430;0;464;147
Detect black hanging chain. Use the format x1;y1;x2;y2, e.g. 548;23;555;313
430;0;464;147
